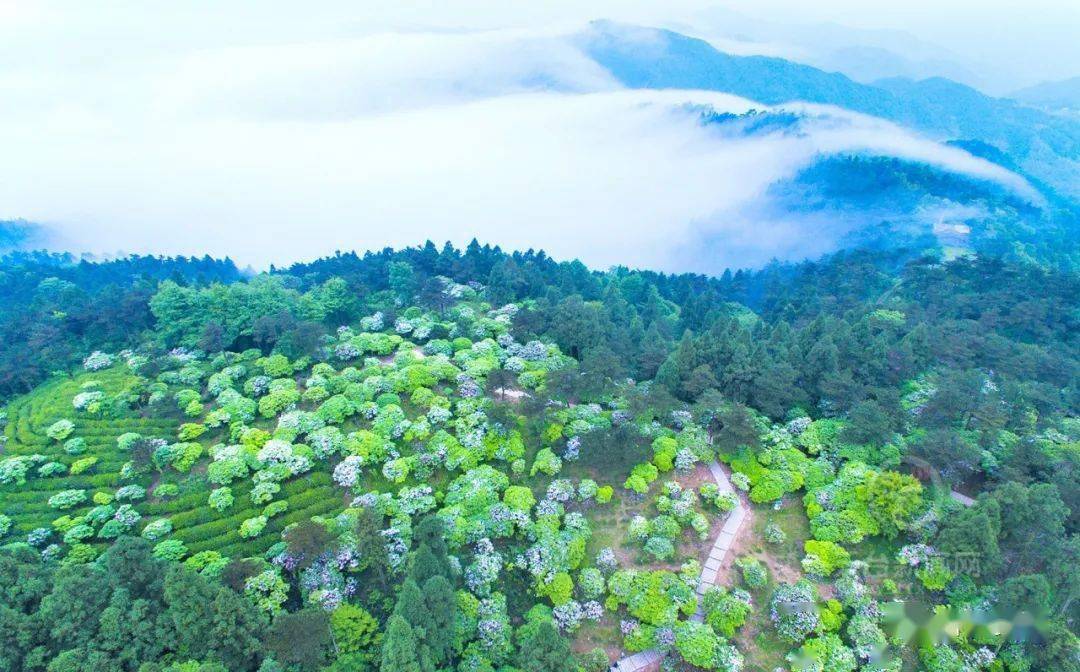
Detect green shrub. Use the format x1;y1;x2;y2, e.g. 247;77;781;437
153;539;188;561
736;557;769;591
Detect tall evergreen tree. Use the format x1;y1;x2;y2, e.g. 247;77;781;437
391;579;430;640
515;620;576;672
381;616;423;672
422;575;457;666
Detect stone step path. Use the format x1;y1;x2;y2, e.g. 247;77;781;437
612;462;749;672
950;490;975;507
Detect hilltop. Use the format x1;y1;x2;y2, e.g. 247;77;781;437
0;244;1075;672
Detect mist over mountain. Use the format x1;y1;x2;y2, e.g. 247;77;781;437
0;17;1075;273
580;21;1080;201
0;220;40;253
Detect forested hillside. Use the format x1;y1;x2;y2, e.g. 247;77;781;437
0;240;1075;672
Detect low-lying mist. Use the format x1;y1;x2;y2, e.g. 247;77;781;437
0;26;1038;274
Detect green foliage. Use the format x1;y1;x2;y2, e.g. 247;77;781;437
381;615;423;672
238;515;268;539
530;448;562;476
801;540;851;578
153;539;188;561
735;557;768;591
674;620;723;669
537;572;574;606
703;586;752;637
0;247;1074;672
69;456;98;475
208;487;234;512
792;633;857;672
266;608;332;671
915;556;954;591
862;470;923;538
643;536;675;560
515;618;577;672
623;462;659;494
652;436;678;472
607;569;697;627
331;603;380;656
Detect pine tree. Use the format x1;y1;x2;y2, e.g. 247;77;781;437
422;575;457;666
381;615;422;672
392;579;430;640
208;584;268;671
515;620;576;672
409;517;452;585
409;544;446;586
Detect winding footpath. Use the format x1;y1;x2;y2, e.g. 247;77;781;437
612;461;749;672
609;465;974;671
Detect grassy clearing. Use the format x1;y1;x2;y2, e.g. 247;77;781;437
731;497;813;672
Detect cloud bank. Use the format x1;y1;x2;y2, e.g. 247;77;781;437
0;25;1037;274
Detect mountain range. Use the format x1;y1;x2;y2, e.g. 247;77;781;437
577;21;1080;202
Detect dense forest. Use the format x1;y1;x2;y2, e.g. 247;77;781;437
0;239;1075;672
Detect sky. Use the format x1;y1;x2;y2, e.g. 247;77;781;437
0;1;1071;272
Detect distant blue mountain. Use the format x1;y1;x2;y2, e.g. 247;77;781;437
578;22;1080;199
1010;76;1080;112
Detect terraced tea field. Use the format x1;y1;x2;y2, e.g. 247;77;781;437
0;367;346;558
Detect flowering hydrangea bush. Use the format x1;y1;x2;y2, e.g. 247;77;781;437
0;456;39;485
208;487;234;511
563;435;581;461
245;375;271;397
245;568;289;614
64;437;88;454
596;547;618;574
46;419;75;442
770;581;821;643
897;543;936;567
731;472;751;491
764;522;787;544
141;518;173;541
307;426;344;459
47;488;87;510
239;515;268;538
114;484;147;502
333;455;364;488
27;527;51;547
465;539;504;595
83;351;114;371
299;552;358;611
72;390;104;412
476;594;512;654
552;600;587;632
37;461;67;478
359;312;384;332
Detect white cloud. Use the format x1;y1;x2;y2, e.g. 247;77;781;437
0;21;1039;274
158;29;620;121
